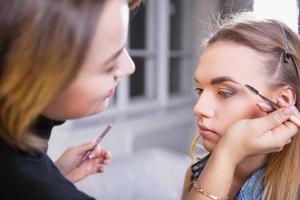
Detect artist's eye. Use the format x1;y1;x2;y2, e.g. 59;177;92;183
105;66;115;73
218;88;236;98
194;88;204;96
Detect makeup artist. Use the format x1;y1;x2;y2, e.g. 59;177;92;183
0;1;298;200
0;0;141;199
182;15;300;200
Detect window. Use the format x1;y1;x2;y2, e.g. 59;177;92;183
127;0;194;106
73;0;195;126
169;0;184;95
129;5;147;98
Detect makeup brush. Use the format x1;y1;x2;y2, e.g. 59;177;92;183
245;84;300;127
245;84;278;110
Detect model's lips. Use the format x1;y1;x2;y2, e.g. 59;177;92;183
199;125;216;133
198;124;219;139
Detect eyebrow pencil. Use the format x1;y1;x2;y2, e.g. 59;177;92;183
77;123;113;167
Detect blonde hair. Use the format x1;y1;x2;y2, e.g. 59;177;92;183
0;0;142;151
189;16;300;200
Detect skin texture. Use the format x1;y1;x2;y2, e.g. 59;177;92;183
45;0;134;183
189;41;298;198
43;0;135;121
194;41;271;152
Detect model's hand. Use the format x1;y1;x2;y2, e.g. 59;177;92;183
55;140;111;183
217;104;299;164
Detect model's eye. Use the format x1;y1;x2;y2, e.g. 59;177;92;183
194;88;204;96
218;88;236;98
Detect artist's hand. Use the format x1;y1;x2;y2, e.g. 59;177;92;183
216;104;299;165
55;140;111;183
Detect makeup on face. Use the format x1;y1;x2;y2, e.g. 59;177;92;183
245;84;300;127
194;76;243;99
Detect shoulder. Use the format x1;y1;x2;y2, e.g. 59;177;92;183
182;155;210;200
190;155;210;181
0;143;95;200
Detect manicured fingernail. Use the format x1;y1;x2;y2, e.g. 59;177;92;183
89;154;95;159
282;106;296;116
104;160;110;164
276;97;285;104
257;102;272;112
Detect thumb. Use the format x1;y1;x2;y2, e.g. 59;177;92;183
77;140;97;154
251;106;296;134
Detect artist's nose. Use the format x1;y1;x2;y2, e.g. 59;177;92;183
114;49;135;78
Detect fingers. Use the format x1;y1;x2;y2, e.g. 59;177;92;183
81;157;109;175
251;106;296;134
75;140;97;154
257;97;293;113
66;158;108;183
257;102;274;113
258;120;298;153
89;147;111;164
276;97;290;107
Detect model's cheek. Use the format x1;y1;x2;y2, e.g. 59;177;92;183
220;104;265;135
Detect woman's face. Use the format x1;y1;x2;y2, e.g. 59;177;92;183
193;41;273;152
43;0;134;120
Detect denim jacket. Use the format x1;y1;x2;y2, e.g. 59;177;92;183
191;155;264;200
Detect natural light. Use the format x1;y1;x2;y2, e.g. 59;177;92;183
253;0;298;32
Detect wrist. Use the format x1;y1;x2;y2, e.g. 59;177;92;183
212;143;241;166
192;147;237;199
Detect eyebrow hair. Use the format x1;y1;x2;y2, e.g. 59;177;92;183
210;76;239;85
194;76;241;85
103;46;124;66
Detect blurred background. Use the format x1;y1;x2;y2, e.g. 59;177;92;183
48;0;300;199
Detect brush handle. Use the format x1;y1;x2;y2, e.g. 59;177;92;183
289;114;300;127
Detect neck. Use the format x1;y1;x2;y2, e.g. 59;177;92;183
228;154;266;198
235;154;266;181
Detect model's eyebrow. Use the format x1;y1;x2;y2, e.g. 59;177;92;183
103;46;125;66
210;76;240;85
194;76;241;85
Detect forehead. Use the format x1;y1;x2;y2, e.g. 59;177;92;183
84;0;129;66
195;41;267;86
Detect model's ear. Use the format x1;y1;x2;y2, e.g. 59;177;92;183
274;85;296;106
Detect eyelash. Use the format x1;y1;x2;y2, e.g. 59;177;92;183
218;88;236;98
194;88;203;96
105;66;115;73
194;88;236;98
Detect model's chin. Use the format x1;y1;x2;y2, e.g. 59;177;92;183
202;139;216;153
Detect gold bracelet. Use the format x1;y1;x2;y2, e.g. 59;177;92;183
192;181;229;200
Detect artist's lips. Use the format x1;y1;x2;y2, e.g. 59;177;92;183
106;88;115;97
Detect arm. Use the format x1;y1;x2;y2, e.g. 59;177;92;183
185;106;298;200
